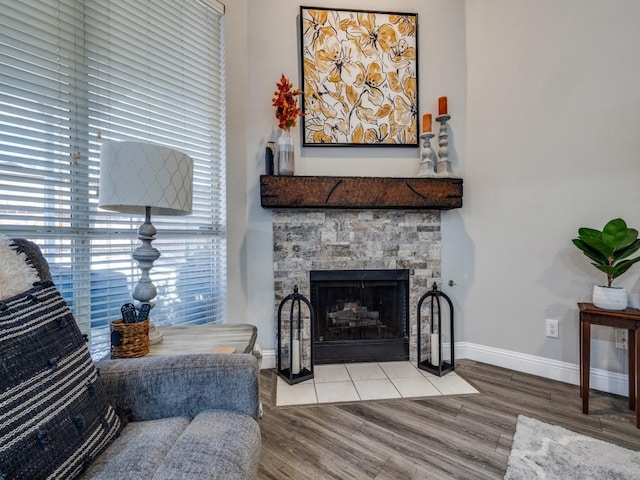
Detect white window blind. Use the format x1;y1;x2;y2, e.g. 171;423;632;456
0;0;226;358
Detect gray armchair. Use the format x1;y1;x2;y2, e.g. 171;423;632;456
85;354;261;480
2;239;261;480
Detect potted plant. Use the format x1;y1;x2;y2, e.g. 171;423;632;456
572;218;640;310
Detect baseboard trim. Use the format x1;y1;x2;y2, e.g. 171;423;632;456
261;349;276;370
261;343;628;396
457;342;629;397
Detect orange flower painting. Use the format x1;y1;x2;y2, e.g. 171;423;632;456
300;7;418;146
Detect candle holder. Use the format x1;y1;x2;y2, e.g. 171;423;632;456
277;285;314;385
416;282;455;376
416;132;437;177
436;114;453;177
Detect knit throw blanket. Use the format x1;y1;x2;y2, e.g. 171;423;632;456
0;235;40;301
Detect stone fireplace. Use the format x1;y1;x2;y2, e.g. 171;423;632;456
272;209;441;364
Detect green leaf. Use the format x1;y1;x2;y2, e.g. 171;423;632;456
602;218;628;249
572;239;608;264
577;227;601;239
615;239;640;261
594;264;617;276
616;229;639;251
611;256;640;279
580;236;614;258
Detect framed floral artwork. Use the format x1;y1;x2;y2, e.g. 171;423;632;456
300;6;418;147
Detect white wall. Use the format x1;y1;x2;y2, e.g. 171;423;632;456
227;0;640;378
464;0;640;372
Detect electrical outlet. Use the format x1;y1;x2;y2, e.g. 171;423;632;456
615;329;628;350
545;319;559;338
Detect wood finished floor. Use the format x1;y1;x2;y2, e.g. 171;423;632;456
257;359;640;480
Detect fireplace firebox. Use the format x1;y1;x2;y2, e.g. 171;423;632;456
310;269;409;364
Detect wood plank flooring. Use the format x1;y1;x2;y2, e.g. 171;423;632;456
257;359;640;479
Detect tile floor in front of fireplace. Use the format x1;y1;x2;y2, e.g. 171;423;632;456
275;361;478;407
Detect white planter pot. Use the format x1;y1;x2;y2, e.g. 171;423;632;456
592;285;628;310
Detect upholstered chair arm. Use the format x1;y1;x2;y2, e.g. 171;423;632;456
96;353;260;422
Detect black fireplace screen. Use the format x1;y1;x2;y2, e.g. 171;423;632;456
310;269;409;363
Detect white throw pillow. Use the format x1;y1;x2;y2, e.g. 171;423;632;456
0;235;40;301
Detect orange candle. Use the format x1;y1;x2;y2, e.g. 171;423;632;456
422;113;432;133
438;96;448;115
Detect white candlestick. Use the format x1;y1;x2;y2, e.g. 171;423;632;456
436;114;452;177
431;333;440;366
291;339;301;374
417;132;437;177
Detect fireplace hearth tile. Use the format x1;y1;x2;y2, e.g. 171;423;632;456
380;361;425;379
391;377;441;398
354;379;402;400
314;364;350;383
345;363;387;381
275;362;478;407
276;377;318;406
426;373;479;395
316;381;360;403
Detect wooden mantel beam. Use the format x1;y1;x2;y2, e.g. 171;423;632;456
260;175;463;210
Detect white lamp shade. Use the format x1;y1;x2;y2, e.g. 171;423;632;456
99;140;193;216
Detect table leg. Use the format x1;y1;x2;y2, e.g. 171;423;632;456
635;328;640;428
581;320;591;415
579;317;583;398
629;328;636;411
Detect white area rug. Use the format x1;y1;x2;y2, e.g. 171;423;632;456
505;416;640;479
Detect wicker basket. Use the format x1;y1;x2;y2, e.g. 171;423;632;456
110;319;150;358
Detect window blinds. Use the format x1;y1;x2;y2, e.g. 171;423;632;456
0;0;226;358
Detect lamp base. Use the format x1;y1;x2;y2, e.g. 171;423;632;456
149;324;163;344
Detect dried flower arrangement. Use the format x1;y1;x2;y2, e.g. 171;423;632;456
272;74;303;131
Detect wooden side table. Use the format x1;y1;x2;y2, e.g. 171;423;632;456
578;302;640;428
148;323;257;356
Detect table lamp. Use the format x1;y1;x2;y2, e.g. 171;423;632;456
99;140;194;343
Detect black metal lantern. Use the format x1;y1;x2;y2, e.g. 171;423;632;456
417;282;454;376
277;285;314;384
